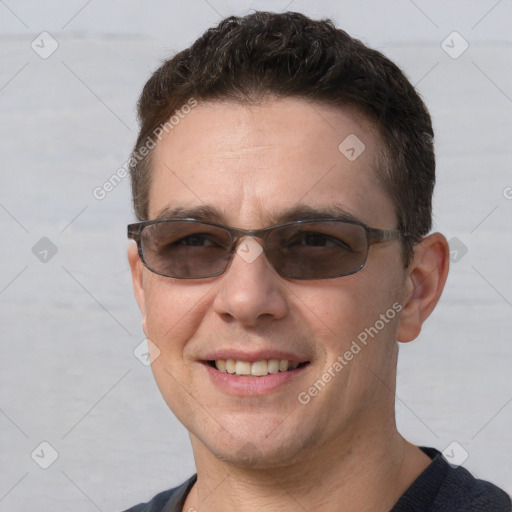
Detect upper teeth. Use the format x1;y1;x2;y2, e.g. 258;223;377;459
215;359;300;377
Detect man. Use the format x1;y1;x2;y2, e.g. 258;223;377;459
124;11;511;512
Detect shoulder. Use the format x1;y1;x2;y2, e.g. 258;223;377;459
121;475;197;512
393;447;511;512
437;460;511;511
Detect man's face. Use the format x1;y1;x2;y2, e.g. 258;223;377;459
128;98;409;468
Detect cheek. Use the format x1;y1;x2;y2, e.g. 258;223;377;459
142;278;215;419
142;275;214;354
295;276;382;334
297;271;402;358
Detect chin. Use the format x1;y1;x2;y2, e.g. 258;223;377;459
197;425;314;470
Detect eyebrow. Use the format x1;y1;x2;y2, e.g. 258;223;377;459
153;204;365;226
271;205;362;224
154;205;226;222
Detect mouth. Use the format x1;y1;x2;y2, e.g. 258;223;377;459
207;359;310;377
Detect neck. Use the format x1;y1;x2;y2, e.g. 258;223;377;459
183;423;431;512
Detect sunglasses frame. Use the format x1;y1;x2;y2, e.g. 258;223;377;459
127;217;412;280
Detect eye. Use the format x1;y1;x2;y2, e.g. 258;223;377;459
175;234;217;247
294;232;350;249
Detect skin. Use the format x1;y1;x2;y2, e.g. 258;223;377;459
128;97;450;511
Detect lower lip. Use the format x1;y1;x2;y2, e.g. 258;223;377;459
203;363;308;396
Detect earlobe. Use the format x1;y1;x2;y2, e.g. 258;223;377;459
127;242;146;315
397;233;450;343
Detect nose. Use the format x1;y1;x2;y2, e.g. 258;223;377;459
212;237;289;328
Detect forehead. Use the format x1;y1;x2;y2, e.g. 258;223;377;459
148;97;395;228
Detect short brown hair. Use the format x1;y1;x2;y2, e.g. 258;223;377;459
129;11;434;265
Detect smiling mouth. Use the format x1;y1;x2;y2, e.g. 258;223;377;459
207;359;310;377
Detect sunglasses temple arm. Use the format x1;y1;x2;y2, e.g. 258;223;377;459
368;228;406;244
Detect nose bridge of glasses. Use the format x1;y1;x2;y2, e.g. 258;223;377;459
227;226;282;270
229;225;275;245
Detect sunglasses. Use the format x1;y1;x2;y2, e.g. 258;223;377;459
127;218;410;280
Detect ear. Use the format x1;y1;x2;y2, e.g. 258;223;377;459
397;233;450;343
128;242;147;331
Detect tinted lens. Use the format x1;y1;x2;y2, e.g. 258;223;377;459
140;221;233;278
267;221;368;279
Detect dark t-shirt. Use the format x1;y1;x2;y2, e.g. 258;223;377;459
122;447;511;511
